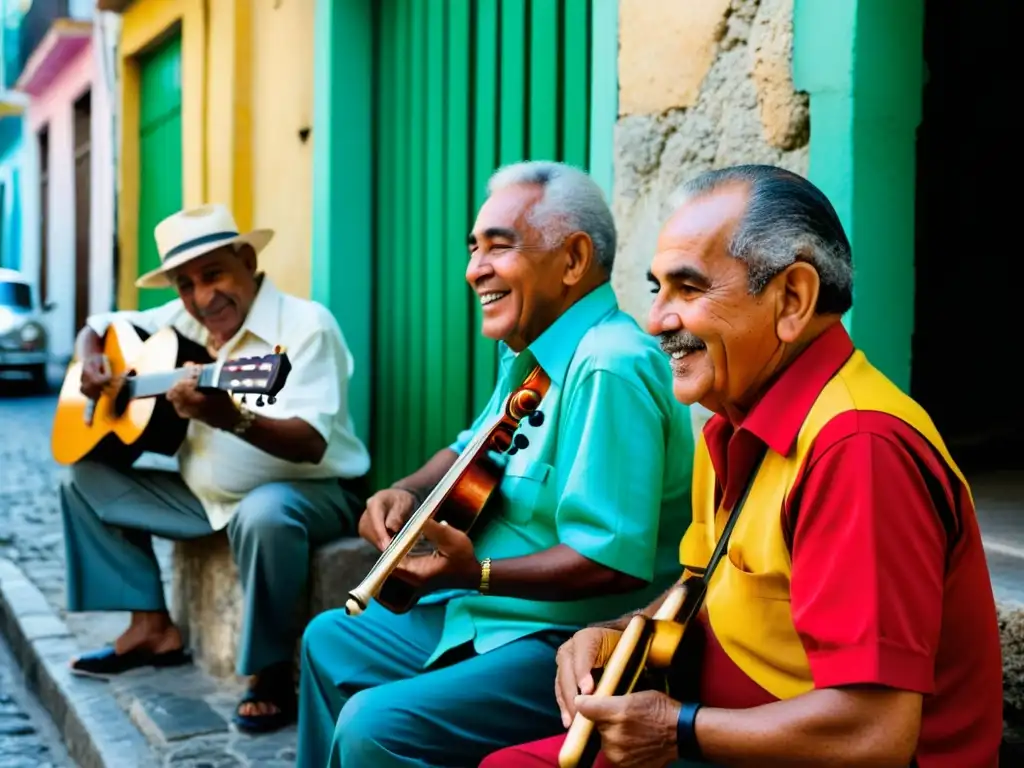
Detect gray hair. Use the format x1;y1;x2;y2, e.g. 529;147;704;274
487;161;617;273
671;165;854;315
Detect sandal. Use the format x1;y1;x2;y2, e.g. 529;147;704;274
232;664;297;734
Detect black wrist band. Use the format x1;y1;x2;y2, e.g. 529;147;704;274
676;702;703;761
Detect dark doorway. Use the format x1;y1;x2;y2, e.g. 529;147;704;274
37;125;48;306
73;90;92;334
911;0;1019;472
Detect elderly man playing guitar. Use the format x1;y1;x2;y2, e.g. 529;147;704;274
295;161;696;767
56;204;370;734
481;165;1004;767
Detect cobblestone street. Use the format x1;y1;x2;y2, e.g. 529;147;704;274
0;631;70;768
0;382;172;653
0;375;296;767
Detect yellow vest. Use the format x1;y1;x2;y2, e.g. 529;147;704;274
679;350;971;700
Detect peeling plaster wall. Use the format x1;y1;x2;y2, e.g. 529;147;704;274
612;0;809;431
612;0;808;325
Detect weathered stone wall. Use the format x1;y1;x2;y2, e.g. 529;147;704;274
611;0;809;434
611;0;809;326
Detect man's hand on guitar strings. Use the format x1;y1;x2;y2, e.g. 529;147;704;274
392;520;481;593
574;690;682;768
79;353;113;400
166;362;241;431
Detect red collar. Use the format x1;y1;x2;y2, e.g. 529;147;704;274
703;323;854;492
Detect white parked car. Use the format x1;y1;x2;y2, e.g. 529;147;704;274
0;267;50;389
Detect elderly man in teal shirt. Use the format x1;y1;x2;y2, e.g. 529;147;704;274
296;161;694;767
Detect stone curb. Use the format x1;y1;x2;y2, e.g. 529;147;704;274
0;556;159;768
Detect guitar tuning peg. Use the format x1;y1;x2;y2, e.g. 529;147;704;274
267;395;276;405
256;395;265;407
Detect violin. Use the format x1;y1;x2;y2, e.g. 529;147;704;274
345;365;551;616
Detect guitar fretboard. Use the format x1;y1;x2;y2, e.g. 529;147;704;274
126;364;219;400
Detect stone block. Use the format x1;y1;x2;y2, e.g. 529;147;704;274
309;537;381;617
127;687;228;746
170;532;380;678
170;533;243;680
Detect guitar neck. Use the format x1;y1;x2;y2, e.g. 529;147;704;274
127;363;220;400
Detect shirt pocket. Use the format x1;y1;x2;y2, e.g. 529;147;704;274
500;461;554;526
719;545;791;602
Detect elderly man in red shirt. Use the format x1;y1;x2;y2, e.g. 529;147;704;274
480;164;1004;768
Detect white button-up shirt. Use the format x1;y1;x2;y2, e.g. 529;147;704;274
85;276;370;530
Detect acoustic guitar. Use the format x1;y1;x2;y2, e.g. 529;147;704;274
51;318;291;467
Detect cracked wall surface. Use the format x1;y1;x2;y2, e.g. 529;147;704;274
611;0;809;326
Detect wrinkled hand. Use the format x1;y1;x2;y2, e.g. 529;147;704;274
79;353;111;400
165;363;239;430
574;690;681;768
358;488;418;550
555;627;624;726
391;520;481;594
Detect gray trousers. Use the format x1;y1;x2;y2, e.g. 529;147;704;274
59;460;361;676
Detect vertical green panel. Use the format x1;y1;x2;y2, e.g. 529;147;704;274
499;0;527;164
374;0;396;487
471;0;500;415
406;0;427;474
424;3;447;455
445;0;472;435
391;4;411;481
312;0;373;444
562;0;590;168
137;32;183;310
588;0;617;200
395;1;416;478
793;0;919;392
529;0;559;160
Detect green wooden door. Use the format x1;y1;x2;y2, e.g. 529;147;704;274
372;0;595;486
137;32;183;310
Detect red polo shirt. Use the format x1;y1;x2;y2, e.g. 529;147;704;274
480;324;1003;768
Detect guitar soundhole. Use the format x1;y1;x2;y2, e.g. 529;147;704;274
113;375;135;417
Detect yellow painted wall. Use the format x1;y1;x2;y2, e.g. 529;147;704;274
116;0;259;309
248;0;315;299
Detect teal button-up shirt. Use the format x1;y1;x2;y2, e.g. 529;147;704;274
422;282;694;666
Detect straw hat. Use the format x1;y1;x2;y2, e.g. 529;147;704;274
136;204;275;289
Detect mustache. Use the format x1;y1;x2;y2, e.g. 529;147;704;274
660;331;706;355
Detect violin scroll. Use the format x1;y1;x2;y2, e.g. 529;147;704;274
508;386;544;420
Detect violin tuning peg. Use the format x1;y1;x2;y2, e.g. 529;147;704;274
513;433;529;450
256;395;265;407
528;410;544;427
240;394;247;405
267;395;276;405
507;445;519;456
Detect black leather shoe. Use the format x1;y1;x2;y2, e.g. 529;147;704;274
69;646;192;678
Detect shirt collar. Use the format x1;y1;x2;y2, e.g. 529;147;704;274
704;322;855;458
509;281;619;386
223;274;282;354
